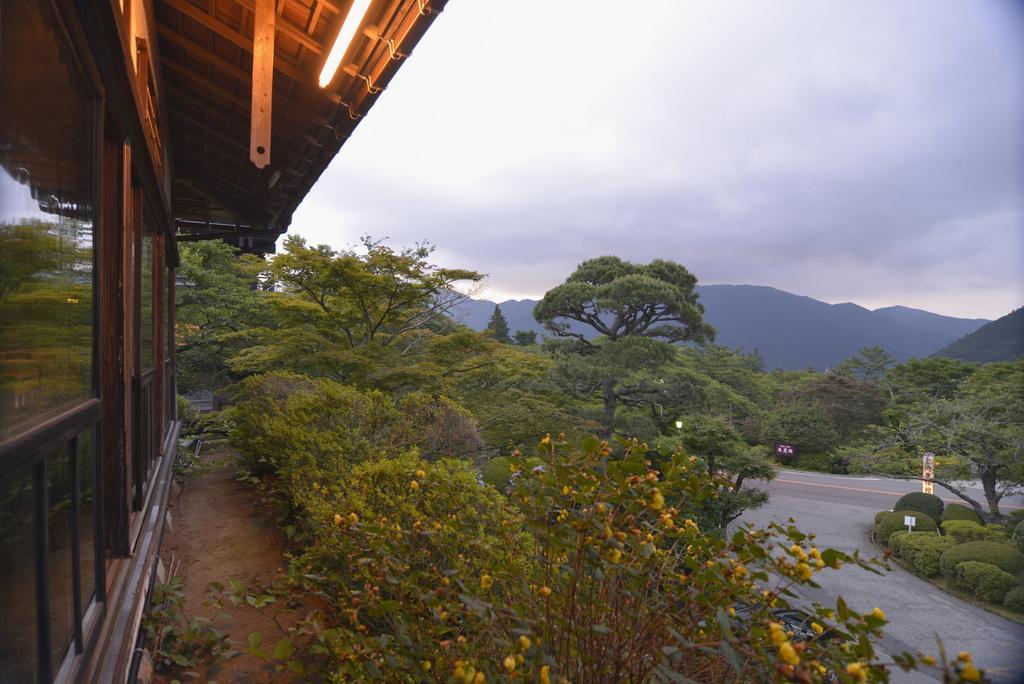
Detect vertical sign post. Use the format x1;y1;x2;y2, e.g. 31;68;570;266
922;452;934;494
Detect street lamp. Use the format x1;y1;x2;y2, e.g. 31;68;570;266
674;419;683;430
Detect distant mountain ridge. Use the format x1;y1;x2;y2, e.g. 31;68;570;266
451;285;989;371
932;307;1023;363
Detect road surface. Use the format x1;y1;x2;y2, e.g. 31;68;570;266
737;470;1024;683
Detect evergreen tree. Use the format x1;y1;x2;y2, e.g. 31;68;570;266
488;304;511;342
513;329;538;346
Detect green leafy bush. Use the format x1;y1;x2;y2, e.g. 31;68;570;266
894;492;944;524
246;434;950;681
953;561;1018;603
227;372;482;482
1012;520;1024;554
1004;586;1024;613
942;520;1007;544
940;541;1024;578
942;503;982;524
874;510;938;545
888;532;956;577
481;456;512;489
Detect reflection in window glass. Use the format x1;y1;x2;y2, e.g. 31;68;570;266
48;448;74;670
141;234;153;369
0;470;37;681
0;0;96;440
78;429;96;611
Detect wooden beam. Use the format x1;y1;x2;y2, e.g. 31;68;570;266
155;24;341;105
160;56;330;135
250;0;275;168
163;0;324;55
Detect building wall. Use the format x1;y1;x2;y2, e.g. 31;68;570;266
0;1;178;681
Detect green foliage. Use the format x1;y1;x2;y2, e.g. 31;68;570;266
943;504;983;524
1004;586;1024;613
269;436;942;681
874;511;937;544
760;401;841;456
227;372;483;483
228;236;483;387
941;520;1007;544
953;561;1018;603
512;329;538;346
940;541;1024;578
487;304;511;343
787;374;885;441
1012;520;1024;554
141;576;232;675
791;451;852;474
888;531;956;577
175;240;268;392
872;360;1024;524
176;394;198;429
833;346;896;384
534;256;713;437
481;456;512;489
893;492;944;524
675;416;775;531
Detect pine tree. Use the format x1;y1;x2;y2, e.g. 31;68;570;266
488;304;511;343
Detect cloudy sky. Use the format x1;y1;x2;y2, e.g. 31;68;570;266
290;0;1024;320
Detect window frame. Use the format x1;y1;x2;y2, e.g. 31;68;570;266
0;0;107;680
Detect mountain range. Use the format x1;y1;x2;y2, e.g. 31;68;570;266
450;284;991;371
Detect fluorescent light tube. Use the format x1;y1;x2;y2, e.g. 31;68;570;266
318;0;374;88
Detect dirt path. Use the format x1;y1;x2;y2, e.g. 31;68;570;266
161;443;302;683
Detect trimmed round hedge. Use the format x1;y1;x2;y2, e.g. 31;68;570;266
941;520;1007;544
1012;520;1024;554
940;541;1024;578
1005;586;1024;613
889;531;956;577
954;561;1018;603
942;503;982;524
894;492;944;524
874;510;938;545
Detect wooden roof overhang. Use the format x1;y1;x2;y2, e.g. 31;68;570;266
155;0;449;253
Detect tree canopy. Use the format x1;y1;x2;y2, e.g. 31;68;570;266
534;256;714;437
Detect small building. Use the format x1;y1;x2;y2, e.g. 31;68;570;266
0;0;448;680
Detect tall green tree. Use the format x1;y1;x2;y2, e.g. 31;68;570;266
872;361;1023;523
534;256;714;438
230;236;483;385
175;240;267;391
833;345;895;383
676;415;775;531
487;304;510;343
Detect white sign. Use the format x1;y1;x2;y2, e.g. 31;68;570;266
904;515;917;529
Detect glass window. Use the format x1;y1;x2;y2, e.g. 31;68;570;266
77;429;96;612
0;470;37;681
47;449;74;670
0;0;96;441
140;234;154;369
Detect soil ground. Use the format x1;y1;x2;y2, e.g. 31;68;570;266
159;443;304;683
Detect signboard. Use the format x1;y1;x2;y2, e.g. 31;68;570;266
922;452;935;495
774;443;796;462
904;515;917;530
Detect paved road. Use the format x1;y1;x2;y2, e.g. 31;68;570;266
737;470;1024;683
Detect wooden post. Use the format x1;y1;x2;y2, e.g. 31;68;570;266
250;0;275;168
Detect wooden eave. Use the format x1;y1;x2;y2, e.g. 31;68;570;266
155;0;449;252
